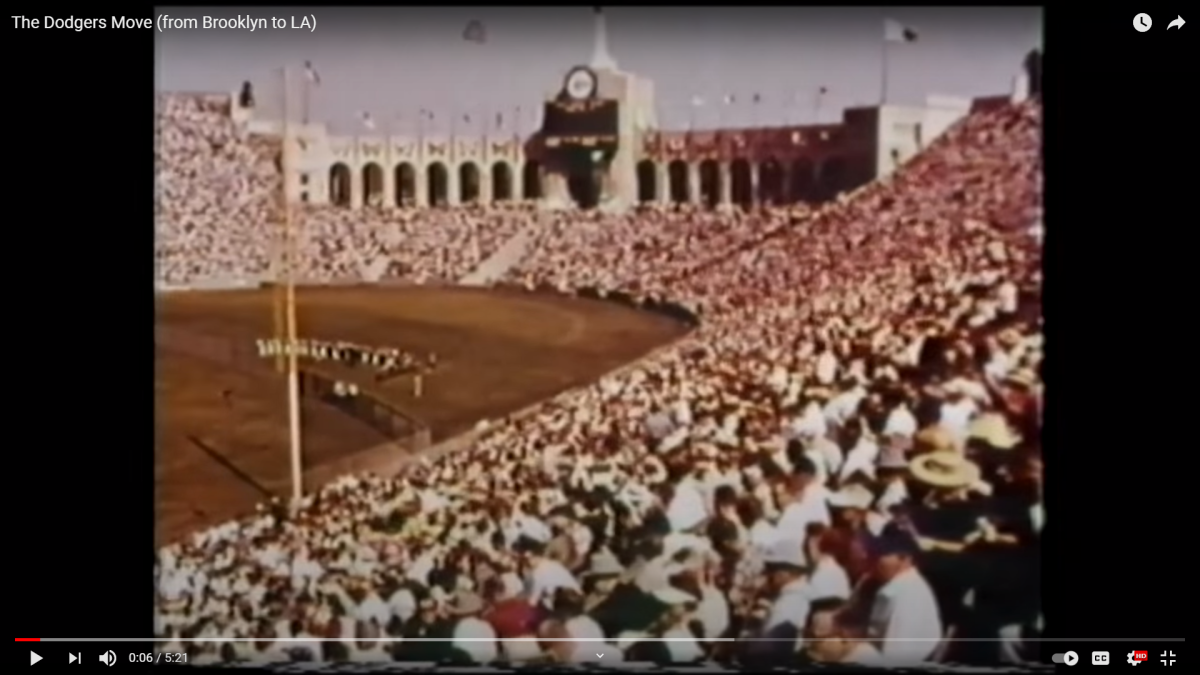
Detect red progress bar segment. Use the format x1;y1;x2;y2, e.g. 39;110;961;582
15;638;40;641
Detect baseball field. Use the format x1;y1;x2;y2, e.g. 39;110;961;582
154;285;689;544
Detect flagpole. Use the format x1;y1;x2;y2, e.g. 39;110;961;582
281;65;304;509
272;70;287;374
880;40;890;104
302;76;310;125
814;89;824;123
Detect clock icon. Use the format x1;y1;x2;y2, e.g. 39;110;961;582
564;66;598;100
1133;13;1152;32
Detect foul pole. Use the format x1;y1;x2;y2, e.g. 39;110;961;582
281;66;305;507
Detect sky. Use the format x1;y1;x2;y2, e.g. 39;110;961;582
155;6;1041;134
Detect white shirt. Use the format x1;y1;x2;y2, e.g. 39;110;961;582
883;405;917;437
806;555;851;600
357;592;390;625
997;281;1018;313
697;583;731;639
824;389;865;429
877;479;908;513
765;577;812;649
843;642;885;665
663;626;705;662
939;398;977;441
527;557;580;606
839;438;880;483
453;617;498;662
816;351;838;384
808;437;844;484
668;481;710;531
749;519;780;551
869;567;942;664
777;485;831;548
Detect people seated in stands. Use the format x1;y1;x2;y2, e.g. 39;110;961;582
157;93;1042;667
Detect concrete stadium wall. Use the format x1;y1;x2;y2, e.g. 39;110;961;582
155;277;263;293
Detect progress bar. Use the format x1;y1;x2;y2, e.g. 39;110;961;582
24;637;1189;643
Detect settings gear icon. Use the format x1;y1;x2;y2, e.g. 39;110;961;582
1128;651;1141;666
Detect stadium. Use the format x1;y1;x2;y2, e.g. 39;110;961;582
155;7;1043;668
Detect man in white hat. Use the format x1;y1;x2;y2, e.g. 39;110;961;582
752;538;812;659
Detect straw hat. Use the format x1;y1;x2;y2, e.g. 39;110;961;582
968;413;1022;449
910;452;981;489
583;549;625;577
828;483;874;510
913;425;956;453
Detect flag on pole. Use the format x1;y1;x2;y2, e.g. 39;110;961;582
818;85;828;95
304;61;320;85
884;19;919;42
752;93;761;104
360;112;376;130
495;112;503;129
462;19;486;43
723;94;735;105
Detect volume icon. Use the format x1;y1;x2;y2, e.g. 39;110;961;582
99;650;116;666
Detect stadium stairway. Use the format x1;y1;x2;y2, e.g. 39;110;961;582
457;225;538;286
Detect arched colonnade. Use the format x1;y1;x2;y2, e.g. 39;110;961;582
634;156;849;208
325;160;545;208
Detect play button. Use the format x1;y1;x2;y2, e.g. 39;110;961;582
31;652;42;665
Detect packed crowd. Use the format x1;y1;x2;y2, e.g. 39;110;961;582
155;94;530;286
508;205;811;297
155;94;1043;666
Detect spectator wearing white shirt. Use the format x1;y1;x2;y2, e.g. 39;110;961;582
518;531;581;607
802;525;851;601
775;456;831;547
882;397;918;438
837;419;880;484
754;539;812;660
866;530;943;665
449;592;499;663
